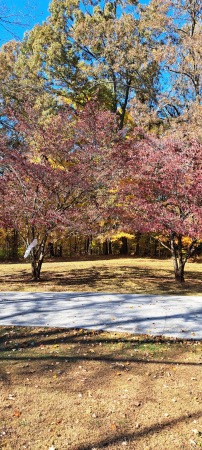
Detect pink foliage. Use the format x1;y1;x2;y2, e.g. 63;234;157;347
116;131;202;239
1;102;201;280
0;103;120;242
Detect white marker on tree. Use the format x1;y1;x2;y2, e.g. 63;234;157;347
24;239;38;258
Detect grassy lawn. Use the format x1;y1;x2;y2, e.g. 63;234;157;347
0;327;202;450
0;257;201;295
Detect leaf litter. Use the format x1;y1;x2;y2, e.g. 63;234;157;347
0;326;201;449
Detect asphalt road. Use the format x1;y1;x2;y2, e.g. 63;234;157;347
0;292;201;339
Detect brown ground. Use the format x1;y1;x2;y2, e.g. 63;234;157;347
0;327;202;450
0;257;201;295
0;258;201;449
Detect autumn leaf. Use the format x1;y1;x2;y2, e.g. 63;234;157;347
13;410;21;418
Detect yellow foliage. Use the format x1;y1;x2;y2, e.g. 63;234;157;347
155;234;169;243
123;110;135;127
182;236;192;247
0;228;7;244
111;231;134;241
58;95;77;108
30;155;41;163
47;157;66;170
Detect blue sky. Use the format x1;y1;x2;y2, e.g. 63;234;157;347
0;0;50;44
0;0;150;45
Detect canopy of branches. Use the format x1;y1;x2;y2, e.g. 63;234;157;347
0;0;201;281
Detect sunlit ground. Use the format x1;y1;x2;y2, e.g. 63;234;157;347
0;257;201;295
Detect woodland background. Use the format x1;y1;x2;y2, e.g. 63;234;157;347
0;0;201;281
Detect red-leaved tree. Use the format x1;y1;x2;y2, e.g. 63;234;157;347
115;132;202;282
0;102;120;279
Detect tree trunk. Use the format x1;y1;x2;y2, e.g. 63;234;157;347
48;242;55;257
170;232;185;282
31;259;40;280
85;235;93;255
58;245;62;257
120;237;128;255
119;78;131;129
11;229;19;260
74;235;78;254
31;256;44;281
31;237;47;281
135;232;141;256
103;239;112;255
172;251;185;282
174;263;185;283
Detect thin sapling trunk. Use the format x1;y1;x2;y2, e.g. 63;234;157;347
31;237;47;281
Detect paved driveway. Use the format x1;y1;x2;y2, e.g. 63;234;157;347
0;292;201;339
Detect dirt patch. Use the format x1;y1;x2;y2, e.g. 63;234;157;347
0;258;201;295
0;326;202;449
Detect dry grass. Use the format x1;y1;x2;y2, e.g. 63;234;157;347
0;258;202;448
0;326;202;450
0;257;201;295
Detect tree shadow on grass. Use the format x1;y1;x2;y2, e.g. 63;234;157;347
0;262;201;294
32;264;201;295
0;326;201;449
1;289;202;335
153;269;202;295
0;325;199;345
74;410;202;450
0;327;201;367
35;265;202;294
